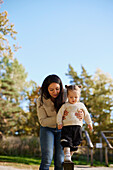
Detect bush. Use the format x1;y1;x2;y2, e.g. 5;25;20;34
0;136;41;157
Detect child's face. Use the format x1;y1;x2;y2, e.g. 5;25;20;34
68;90;79;104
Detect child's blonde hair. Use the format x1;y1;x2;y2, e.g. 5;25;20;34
65;85;82;98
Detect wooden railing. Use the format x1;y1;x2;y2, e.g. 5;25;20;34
83;130;94;166
101;131;113;166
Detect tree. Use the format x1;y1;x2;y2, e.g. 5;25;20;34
13;81;40;136
0;11;18;60
91;69;113;129
25;82;40;136
0;11;29;135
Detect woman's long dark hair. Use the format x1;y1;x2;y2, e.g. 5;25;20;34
40;74;64;112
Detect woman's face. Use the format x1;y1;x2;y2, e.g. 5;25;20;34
48;83;60;99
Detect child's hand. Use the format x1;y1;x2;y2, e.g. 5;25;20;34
88;124;93;131
58;124;63;129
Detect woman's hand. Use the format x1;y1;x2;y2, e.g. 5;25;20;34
75;109;84;120
58;124;63;129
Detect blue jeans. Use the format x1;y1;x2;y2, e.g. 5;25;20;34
39;126;64;170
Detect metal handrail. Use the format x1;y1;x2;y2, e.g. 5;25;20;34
83;130;94;166
84;130;94;148
100;131;113;166
102;131;113;133
101;131;113;149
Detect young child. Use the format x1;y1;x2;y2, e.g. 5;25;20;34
57;85;93;162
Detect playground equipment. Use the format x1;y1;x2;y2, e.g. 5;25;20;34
100;131;113;166
63;130;94;170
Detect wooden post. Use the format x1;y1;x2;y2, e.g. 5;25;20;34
87;146;89;163
105;147;108;167
100;137;103;163
90;148;93;166
63;162;74;170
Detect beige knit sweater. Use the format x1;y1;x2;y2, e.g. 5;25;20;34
37;96;57;128
57;102;92;127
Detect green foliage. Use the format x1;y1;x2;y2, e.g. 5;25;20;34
0;57;31;135
0;10;30;135
0;11;19;60
24;83;40;136
0;9;41;136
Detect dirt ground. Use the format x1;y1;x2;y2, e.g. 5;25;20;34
0;163;113;170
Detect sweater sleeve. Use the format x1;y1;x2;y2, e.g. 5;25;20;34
82;104;92;127
37;98;57;127
57;104;65;125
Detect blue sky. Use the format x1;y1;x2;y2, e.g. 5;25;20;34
1;0;113;87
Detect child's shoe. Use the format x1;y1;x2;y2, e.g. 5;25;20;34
64;147;72;162
64;154;72;162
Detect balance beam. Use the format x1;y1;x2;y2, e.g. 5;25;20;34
63;162;74;170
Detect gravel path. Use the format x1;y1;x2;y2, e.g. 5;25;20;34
0;166;26;170
0;165;113;170
75;165;113;170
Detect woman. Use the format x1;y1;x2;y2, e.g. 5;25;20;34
37;74;83;170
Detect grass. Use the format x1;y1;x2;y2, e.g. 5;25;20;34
0;155;113;169
0;155;40;165
0;155;54;169
0;156;44;170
